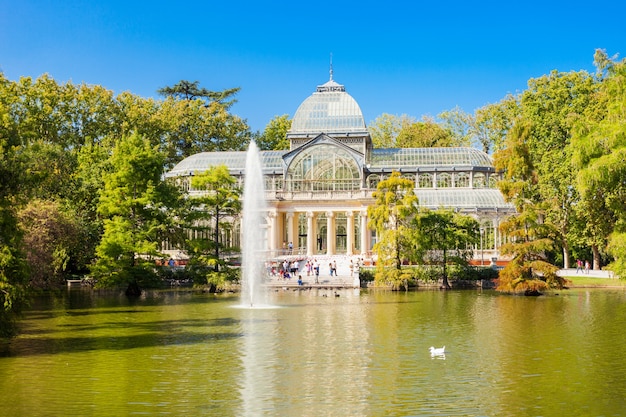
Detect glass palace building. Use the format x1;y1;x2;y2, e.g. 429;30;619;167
166;75;515;261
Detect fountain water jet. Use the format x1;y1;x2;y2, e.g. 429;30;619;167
240;141;269;307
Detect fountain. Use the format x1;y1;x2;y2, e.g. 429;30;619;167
240;141;269;307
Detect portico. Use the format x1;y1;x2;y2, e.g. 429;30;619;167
267;207;371;257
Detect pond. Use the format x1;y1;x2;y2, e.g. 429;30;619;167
2;287;626;416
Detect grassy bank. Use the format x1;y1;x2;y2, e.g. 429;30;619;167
565;276;626;288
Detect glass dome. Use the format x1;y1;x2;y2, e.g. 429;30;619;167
289;79;367;134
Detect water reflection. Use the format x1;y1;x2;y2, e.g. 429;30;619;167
3;289;626;416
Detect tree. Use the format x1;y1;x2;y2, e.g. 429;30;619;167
415;209;479;289
93;133;181;296
368;172;419;289
396;117;458;148
368;113;416;148
257;114;291;150
17;200;82;288
185;165;241;292
0;72;28;337
157;80;241;109
496;206;567;295
438;106;473;147
494;123;566;294
472;94;520;153
155;92;252;169
572;52;626;276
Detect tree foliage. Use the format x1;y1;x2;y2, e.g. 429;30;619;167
415;209;479;289
368;172;419;288
17;200;82;288
93;133;181;295
572;51;626;276
368;113;416;148
185;165;241;291
157;79;241;109
257;114;291;150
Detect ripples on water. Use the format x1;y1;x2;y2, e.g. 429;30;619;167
2;288;626;416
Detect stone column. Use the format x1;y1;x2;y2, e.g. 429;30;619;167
286;211;295;254
360;209;369;256
346;211;354;255
267;210;278;257
306;211;315;257
492;216;499;251
326;211;336;256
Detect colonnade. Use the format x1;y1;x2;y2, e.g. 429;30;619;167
267;209;372;257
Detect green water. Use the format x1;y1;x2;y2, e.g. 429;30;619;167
2;288;626;416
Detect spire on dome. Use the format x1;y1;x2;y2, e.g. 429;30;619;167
317;54;345;92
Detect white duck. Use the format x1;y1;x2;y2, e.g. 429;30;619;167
429;346;446;356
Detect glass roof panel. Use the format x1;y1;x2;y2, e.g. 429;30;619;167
165;150;287;177
415;188;514;210
370;147;493;168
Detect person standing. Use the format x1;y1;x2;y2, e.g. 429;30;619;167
314;259;320;283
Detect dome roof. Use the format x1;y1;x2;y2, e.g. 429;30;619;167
289;77;367;134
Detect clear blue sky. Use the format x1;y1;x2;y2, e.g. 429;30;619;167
1;0;624;133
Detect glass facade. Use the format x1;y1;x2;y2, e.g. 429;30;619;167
164;74;515;257
286;144;361;191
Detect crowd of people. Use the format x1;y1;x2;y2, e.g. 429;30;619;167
265;257;364;283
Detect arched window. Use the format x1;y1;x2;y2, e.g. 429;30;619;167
437;173;452;188
401;174;416;184
286;145;361;191
418;173;433;188
488;174;497;189
473;173;486;188
367;174;381;189
455;172;470;188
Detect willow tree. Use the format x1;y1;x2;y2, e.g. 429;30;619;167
368;172;419;289
572;51;626;277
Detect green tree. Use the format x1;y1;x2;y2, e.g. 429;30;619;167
0;72;28;337
257;114;291;150
438;106;473;147
368;172;419;289
368;113;416;148
415;208;479;289
520;69;597;268
496;206;567;295
572;51;626;276
396;117;458;148
93;133;181;296
185;165;241;292
472;94;520;153
157;80;241;109
155;93;252;169
17;200;81;288
494;123;566;294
